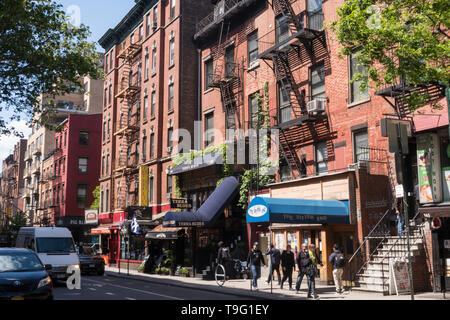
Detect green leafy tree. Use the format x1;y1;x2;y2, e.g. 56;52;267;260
5;211;28;245
90;185;100;210
330;0;449;112
0;0;102;135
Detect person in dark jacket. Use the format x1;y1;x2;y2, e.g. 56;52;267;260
246;242;265;290
265;244;281;285
295;243;310;294
329;244;346;294
217;241;231;278
280;244;295;290
306;243;323;299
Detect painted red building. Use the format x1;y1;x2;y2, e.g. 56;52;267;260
43;113;102;243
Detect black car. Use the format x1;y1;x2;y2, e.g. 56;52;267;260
77;246;105;276
0;248;53;300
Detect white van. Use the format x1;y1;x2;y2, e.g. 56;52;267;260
16;227;80;280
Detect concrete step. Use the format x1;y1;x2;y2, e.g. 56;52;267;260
357;274;389;282
371;255;416;263
353;282;389;293
377;246;420;254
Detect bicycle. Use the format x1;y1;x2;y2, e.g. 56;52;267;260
215;263;226;287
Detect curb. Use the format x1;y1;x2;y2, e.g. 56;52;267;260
105;270;284;300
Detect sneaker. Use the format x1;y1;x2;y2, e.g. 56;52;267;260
313;295;320;299
289;288;294;291
296;290;300;294
307;295;312;299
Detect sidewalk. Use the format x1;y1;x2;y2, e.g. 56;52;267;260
105;266;448;300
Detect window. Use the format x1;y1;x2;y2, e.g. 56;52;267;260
248;31;258;64
280;163;291;181
168;83;174;111
310;63;325;100
79;131;89;146
226;110;236;130
353;130;369;164
143;90;148;121
278;83;291;123
204;112;214;147
225;46;235;78
56;185;60;205
142;132;147;161
135;142;140;164
151;90;156;117
107;119;111;139
349;51;369;103
139;25;143;41
104;87;108;107
100;190;104;213
106;153;110;174
153;6;158;27
146;14;151;36
61;183;64;204
149;133;155;159
130;33;134;45
250;94;259;129
276;15;290;44
205;59;214;89
76;184;87;209
149;176;154;203
137;63;142;86
170;0;176;19
168;127;173;150
103;120;106;141
145;48;149;80
108;83;112;105
315;141;328;174
169;38;175;67
110;50;113;69
102;155;105;175
152;47;157;74
78;157;88;173
167;175;172;200
105;188;109;212
105;54;109;73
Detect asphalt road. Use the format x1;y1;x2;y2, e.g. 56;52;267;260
53;275;253;300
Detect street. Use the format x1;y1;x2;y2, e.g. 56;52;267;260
53;275;253;300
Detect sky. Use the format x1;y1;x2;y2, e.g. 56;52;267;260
0;0;136;163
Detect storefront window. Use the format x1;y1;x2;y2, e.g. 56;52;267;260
120;235;146;261
287;231;298;253
274;232;285;250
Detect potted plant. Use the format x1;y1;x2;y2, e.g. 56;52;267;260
155;267;161;275
179;267;190;277
161;267;170;275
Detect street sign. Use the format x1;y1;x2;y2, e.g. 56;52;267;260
381;118;411;154
395;184;404;198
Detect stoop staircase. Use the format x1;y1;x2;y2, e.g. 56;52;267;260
349;209;426;294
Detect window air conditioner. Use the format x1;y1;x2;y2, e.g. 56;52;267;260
307;98;326;114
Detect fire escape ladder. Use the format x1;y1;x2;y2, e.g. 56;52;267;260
279;128;302;179
276;0;303;33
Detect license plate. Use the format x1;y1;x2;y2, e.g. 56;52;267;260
11;296;24;300
89;264;95;267
56;274;65;279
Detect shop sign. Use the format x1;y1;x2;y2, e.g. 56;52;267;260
85;209;98;225
417;134;442;203
247;205;268;218
442;167;450;201
170;198;193;210
389;258;411;295
139;166;149;206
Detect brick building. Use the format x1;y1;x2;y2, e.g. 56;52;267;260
0;139;27;224
97;0;213;267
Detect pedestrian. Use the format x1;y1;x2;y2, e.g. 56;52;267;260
306;243;323;299
295;243;309;294
217;241;231;279
265;244;281;285
396;208;404;237
246;242;265;290
280;244;295;290
329;244;346;294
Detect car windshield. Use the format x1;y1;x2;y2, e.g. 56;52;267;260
0;252;44;273
36;237;76;254
78;246;95;256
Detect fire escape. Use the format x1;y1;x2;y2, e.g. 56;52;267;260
114;42;142;210
258;0;326;179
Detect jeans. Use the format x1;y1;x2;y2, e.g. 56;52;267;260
267;264;281;284
398;213;404;236
295;270;306;291
307;275;316;297
251;264;261;288
281;267;293;288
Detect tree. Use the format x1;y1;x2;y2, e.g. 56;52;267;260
4;211;28;246
90;185;100;211
0;0;102;135
330;0;449;111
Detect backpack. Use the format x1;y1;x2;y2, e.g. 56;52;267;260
334;252;346;268
220;247;230;260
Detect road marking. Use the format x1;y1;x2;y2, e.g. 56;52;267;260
83;278;184;300
125;297;136;300
88;288;96;291
106;292;115;295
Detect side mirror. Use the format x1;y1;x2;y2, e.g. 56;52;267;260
44;264;52;271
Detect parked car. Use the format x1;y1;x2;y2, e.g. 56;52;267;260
0;248;53;300
15;227;79;281
77;246;105;276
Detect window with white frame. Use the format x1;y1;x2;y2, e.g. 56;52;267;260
315;141;328;174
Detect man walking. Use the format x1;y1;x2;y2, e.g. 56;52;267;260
217;241;231;278
295;243;309;294
280;244;295;290
246;242;265;290
329;244;346;294
265;244;281;285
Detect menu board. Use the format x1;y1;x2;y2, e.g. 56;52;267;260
389;258;411;295
416;134;442;203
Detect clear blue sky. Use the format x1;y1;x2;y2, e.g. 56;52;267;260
56;0;137;51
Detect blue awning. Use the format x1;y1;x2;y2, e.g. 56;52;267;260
246;197;349;224
168;152;222;175
163;176;239;227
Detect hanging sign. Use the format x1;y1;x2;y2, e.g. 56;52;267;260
417;134;442;203
431;217;442;230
